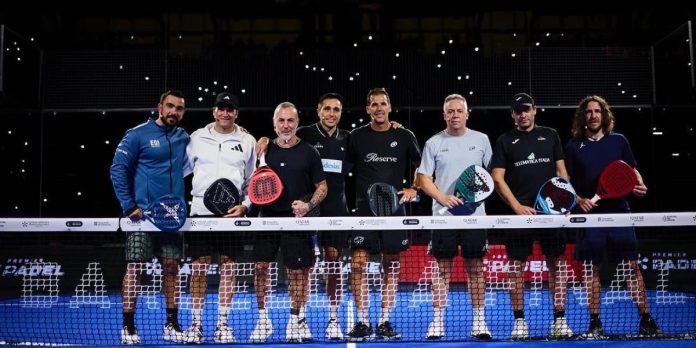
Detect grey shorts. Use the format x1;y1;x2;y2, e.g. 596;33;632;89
125;232;182;262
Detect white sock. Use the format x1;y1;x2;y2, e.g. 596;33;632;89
379;308;391;325
433;307;444;323
299;305;306;319
258;308;268;321
358;309;369;325
329;306;339;320
290;313;299;324
474;308;485;322
217;306;229;327
192;309;202;325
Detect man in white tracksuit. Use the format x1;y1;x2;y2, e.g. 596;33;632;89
183;92;257;343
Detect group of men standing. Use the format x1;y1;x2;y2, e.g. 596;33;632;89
110;88;661;344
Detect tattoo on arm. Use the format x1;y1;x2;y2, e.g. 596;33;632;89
310;181;328;209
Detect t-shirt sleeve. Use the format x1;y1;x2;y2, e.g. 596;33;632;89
417;139;436;176
309;146;326;184
490;135;507;170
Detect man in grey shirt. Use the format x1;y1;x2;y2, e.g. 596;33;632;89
417;94;493;340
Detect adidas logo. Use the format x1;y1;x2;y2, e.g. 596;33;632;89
231;144;243;152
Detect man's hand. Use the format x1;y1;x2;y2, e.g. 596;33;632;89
633;182;647;198
128;208;143;221
512;204;536;215
224;205;247;217
390;121;402;129
436;194;464;209
255;137;270;158
291;200;311;217
398;187;418;204
576;196;597;213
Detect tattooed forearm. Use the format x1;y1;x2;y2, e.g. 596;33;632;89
309;180;328;210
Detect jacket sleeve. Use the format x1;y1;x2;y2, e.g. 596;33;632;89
110;129;139;215
240;136;258;211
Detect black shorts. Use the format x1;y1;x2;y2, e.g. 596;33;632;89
430;229;488;259
575;227;638;263
253;230;315;269
489;228;566;261
185;231;243;260
349;230;410;254
319;230;349;250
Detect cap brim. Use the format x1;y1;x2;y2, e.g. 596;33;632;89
512;104;532;113
216;103;238;109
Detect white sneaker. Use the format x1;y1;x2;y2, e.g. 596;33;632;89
163;322;186;343
471;317;492;340
214;323;236;343
250;318;273;342
183;323;204;344
426;320;444;339
286;318;303;342
298;318;313;341
120;326;141;345
550;316;574;338
510;318;529;340
325;319;344;340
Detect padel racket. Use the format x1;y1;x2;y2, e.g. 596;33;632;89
534;177;577;215
203;178;241;216
590;160;637;203
438;165;494;215
367;182;401;216
143;195;187;231
248;153;283;206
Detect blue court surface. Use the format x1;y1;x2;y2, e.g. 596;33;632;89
1;290;694;346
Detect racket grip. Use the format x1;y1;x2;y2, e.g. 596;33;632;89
312;233;320;257
438;206;448;214
590;194;600;204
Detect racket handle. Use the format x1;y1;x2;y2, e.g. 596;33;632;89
312;233;320;257
438;206;448;215
258;153;267;167
590;194;600;204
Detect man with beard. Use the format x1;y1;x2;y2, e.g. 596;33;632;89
249;102;328;342
565;95;661;338
490;92;571;340
111;90;189;345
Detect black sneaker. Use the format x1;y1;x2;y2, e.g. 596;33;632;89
348;322;373;341
639;314;663;337
376;321;401;340
581;317;605;339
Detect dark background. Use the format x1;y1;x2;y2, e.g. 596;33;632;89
1;3;695;218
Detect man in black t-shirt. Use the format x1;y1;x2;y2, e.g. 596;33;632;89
490;93;572;340
295;93;352;340
249;102;327;343
346;88;421;341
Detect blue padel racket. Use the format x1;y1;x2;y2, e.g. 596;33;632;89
534;177;577;215
143;195;187;231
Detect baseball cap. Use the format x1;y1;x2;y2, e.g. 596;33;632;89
215;92;240;109
511;93;534;113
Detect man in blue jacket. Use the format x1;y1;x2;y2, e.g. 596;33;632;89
111;90;190;345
